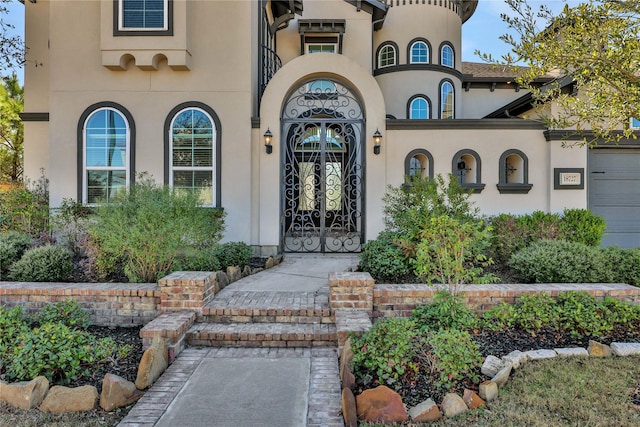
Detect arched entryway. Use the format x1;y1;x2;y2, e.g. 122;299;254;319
280;78;365;252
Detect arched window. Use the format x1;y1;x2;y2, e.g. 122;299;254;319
452;149;485;193
79;104;134;204
377;42;397;68
408;95;431;119
167;105;218;206
440;80;455;119
409;40;429;64
405;149;434;179
440;43;454;68
497;149;533;193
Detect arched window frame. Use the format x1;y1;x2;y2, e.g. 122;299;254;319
497;149;533;194
439;79;455;119
376;41;398;69
452;149;485;193
407;95;431;119
164;102;222;207
77;102;135;204
440;42;455;68
408;38;431;64
404;149;434;179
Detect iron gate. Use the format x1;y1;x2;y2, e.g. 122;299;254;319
281;79;364;252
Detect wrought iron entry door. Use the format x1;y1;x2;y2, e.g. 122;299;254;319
281;80;364;253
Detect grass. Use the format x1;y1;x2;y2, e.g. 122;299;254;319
362;356;640;427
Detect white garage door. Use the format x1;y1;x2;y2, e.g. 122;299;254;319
588;148;640;248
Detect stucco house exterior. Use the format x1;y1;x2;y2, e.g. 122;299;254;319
19;0;640;252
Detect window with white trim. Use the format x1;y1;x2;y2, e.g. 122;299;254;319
441;44;454;68
409;96;430;119
119;0;168;31
170;108;216;206
440;81;454;119
410;41;429;63
378;44;397;68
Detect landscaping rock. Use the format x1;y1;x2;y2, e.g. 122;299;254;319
216;271;230;290
341;388;357;427
611;342;640;357
588;340;612;357
491;363;512;387
502;350;527;369
441;393;468;418
227;266;241;283
0;376;49;410
479;380;498;402
481;355;504;377
265;256;275;269
252;267;264;275
100;373;144;411
355;385;408;423
242;265;252;278
555;347;589;358
525;349;557;361
409;398;442;422
463;389;485;409
40;385;98;412
135;336;169;390
274;254;283;265
340;338;355;389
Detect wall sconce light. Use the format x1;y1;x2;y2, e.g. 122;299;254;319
373;129;382;155
264;128;273;154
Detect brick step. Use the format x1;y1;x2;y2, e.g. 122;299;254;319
186;322;337;348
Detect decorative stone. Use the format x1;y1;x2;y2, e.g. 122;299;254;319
554;347;589;358
265;257;276;269
341;388;357;427
611;342;640;357
502;350;527;369
242;265;252;278
227;266;242;283
341;367;355;391
525;349;557;361
40;385;98;412
462;389;485;409
274;254;284;265
479;380;498;402
356;385;408;423
216;271;230;290
409;398;442;422
481;355;504;377
588;340;612;357
252;267;264;275
491;363;512;387
0;376;49;410
441;393;468;418
100;373;144;411
340;338;354;389
135;336;169;390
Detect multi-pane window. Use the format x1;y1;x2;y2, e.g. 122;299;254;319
306;46;337;93
441;44;454;68
409;97;429;119
83;108;130;204
170;108;216;206
119;0;168;31
306;44;336;54
440;81;454;119
410;41;429;63
378;44;397;68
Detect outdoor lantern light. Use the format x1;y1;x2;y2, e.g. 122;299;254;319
264;128;273;154
373;129;382;155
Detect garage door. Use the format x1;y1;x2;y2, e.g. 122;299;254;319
588;149;640;248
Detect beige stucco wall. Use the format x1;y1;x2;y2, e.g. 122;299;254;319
462;87;529;119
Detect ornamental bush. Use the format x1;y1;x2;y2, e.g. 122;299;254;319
424;329;482;392
412;290;478;332
9;244;73;282
559;208;607;246
0;231;33;277
359;232;411;283
599;246;640;287
36;299;90;329
213;241;253;269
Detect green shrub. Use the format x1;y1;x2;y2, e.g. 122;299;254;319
351;317;419;386
213;241;253;269
412;290;478;332
0;173;50;236
173;248;222;272
89;175;225;282
0;231;33;277
36;299;90;329
487;214;529;265
601;296;640;327
517;211;562;242
556;291;613;338
359;232;411;283
509;240;604;283
481;302;518;331
9;244;73;282
600;246;640;287
0;306;30;361
425;329;482;392
559;209;606;246
511;293;561;331
51;198;93;257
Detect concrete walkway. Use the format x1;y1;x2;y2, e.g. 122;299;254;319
118;254;358;427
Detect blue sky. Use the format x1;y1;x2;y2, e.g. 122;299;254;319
3;0;582;82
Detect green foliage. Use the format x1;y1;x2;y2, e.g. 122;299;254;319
508;293;561;331
0;74;23;182
9;244;73;282
481;302;518;331
351;317;418;386
359;232;411;283
600;246;640;287
51;198;92;258
173;248;222;272
36;299;90;329
0;305;30;361
0;172;49;236
424;329;482;392
487;213;529;265
0;230;32;277
516;210;562;242
412;290;478;332
601;297;640;327
89;175;225;282
213;241;253;269
555;291;612;338
559;208;607;246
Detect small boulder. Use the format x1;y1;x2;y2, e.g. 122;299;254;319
251;267;264;275
265;257;276;269
588;340;612;357
462;389;485;409
502;350;527;369
491;363;512;387
525;349;557;361
40;385;98;412
135;336;169;390
340;338;355;389
554;347;589;358
481;355;504;377
242;265;252;278
409;398;442;422
479;380;498;402
611;342;640;357
441;393;468;418
227;266;242;283
356;385;408;423
100;373;144;411
274;254;284;265
216;271;230;290
0;376;49;410
341;388;357;427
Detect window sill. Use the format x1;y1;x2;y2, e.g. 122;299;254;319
461;183;485;194
496;183;533;194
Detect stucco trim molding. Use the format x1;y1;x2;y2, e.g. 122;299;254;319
20;112;49;122
386;119;547;130
544;130;640;146
374;63;463;79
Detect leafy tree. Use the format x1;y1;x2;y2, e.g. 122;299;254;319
478;0;640;144
0;0;24;71
0;73;24;182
